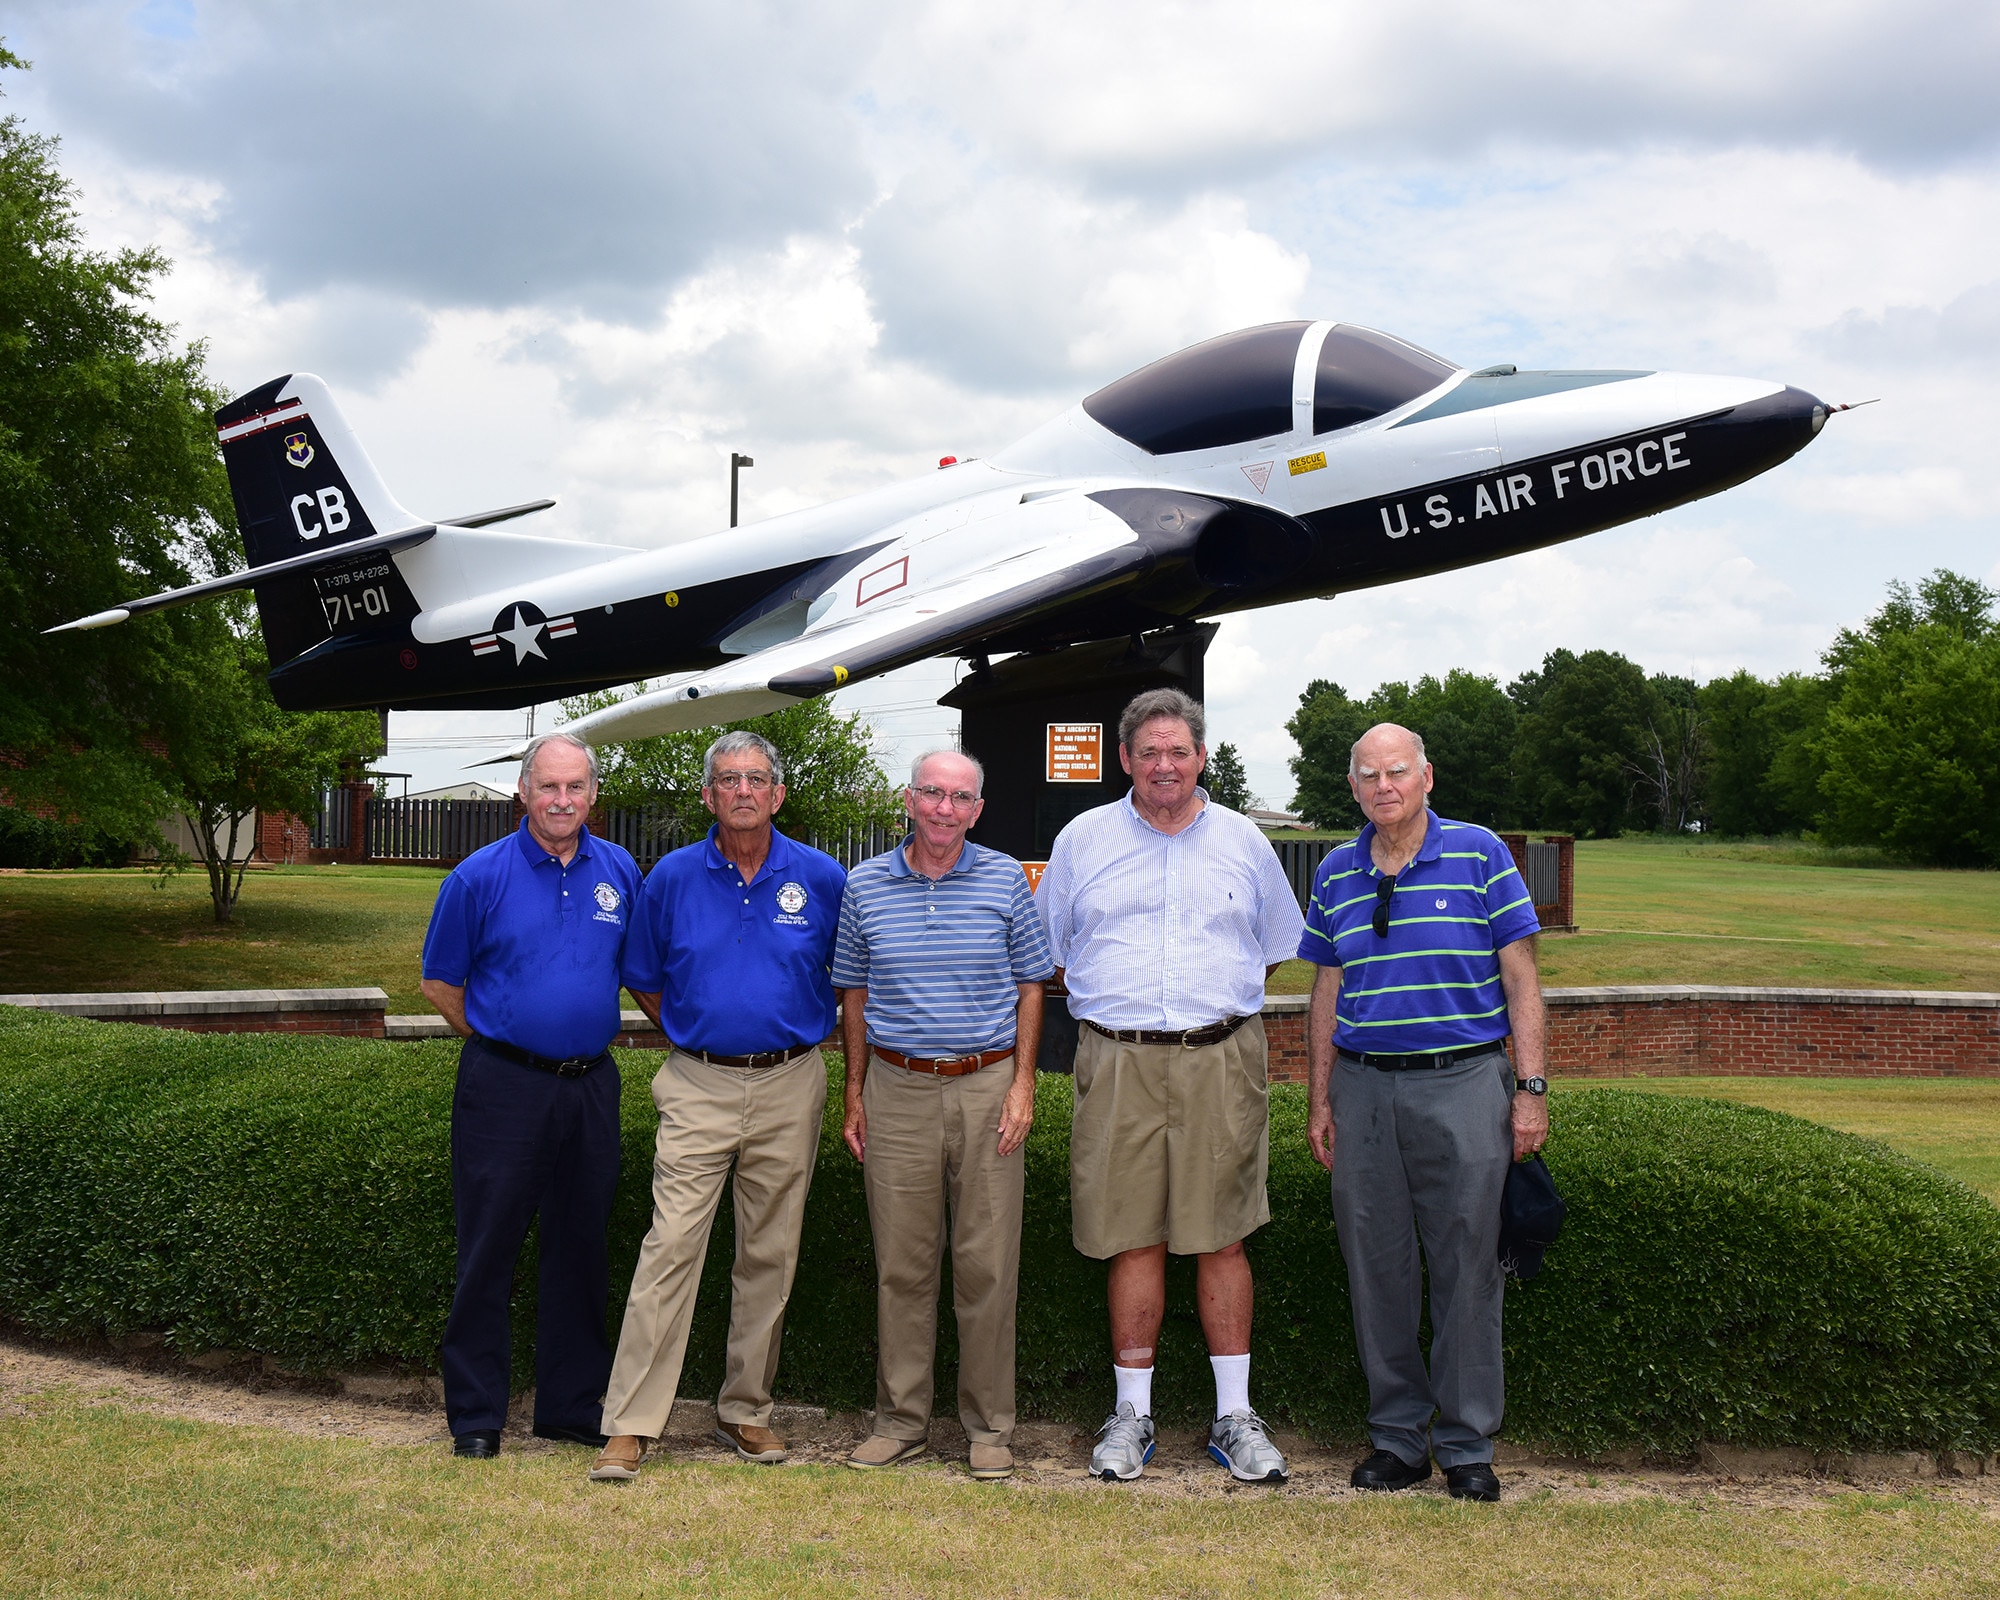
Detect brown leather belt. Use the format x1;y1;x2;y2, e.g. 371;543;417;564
1083;1015;1254;1049
872;1043;1016;1077
687;1042;820;1070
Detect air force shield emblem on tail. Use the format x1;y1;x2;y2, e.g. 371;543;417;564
283;431;314;468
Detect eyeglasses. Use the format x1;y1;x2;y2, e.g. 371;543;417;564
911;784;980;809
1372;873;1398;937
711;771;774;791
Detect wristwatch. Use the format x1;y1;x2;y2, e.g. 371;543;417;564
1514;1076;1548;1096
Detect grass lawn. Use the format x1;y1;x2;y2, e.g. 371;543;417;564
1601;1076;2000;1203
1270;835;2000;995
0;866;446;1015
3;1395;1995;1600
5;836;1999;1017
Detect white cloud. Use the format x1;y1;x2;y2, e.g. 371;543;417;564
9;1;2000;798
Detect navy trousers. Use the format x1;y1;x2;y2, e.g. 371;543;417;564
442;1036;622;1436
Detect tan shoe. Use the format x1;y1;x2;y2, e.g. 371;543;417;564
847;1433;929;1470
588;1435;647;1481
969;1443;1014;1481
714;1419;788;1463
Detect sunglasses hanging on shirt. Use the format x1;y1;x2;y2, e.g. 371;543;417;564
1372;873;1398;938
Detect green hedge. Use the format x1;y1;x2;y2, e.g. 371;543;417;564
2;1007;1997;1454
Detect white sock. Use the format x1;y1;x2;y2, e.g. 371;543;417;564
1113;1364;1154;1418
1211;1353;1251;1419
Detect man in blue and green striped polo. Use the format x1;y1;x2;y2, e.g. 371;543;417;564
1299;722;1548;1504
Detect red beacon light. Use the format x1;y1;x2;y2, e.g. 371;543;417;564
937;455;958;468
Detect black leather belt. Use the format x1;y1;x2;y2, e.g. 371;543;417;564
1084;1015;1254;1049
686;1042;819;1070
1338;1044;1505;1072
473;1034;609;1078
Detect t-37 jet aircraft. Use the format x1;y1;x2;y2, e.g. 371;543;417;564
52;320;1842;746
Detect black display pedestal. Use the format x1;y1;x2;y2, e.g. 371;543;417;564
940;623;1215;1072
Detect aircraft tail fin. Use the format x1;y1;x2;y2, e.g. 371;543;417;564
213;374;424;666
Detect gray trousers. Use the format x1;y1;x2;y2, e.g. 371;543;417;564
1329;1047;1513;1468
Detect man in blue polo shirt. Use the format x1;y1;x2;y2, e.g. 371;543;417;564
831;748;1054;1481
419;731;642;1460
1299;721;1548;1503
589;730;845;1482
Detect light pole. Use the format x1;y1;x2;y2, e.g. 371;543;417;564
730;452;754;528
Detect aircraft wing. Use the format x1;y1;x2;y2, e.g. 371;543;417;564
553;491;1154;747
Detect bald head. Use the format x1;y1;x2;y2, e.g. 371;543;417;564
1349;723;1427;782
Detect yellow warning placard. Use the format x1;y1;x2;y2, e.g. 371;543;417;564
1287;450;1327;476
1046;722;1103;783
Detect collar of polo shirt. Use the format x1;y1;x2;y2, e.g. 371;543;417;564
516;817;595;864
702;821;791;882
1355;810;1444;872
887;832;976;879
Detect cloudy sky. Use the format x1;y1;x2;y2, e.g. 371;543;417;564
9;1;1997;801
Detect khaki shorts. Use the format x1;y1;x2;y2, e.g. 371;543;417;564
1068;1015;1270;1259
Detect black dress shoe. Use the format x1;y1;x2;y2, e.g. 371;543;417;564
1350;1448;1432;1491
1444;1462;1502;1501
533;1423;610;1449
452;1429;502;1459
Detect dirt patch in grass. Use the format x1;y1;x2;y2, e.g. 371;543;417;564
4;1332;1993;1512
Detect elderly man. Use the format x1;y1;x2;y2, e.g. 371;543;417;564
419;731;642;1460
831;748;1054;1481
1036;688;1305;1484
588;731;845;1482
1300;722;1548;1503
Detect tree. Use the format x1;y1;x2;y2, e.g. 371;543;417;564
0;51;240;848
1286;680;1370;828
1203;742;1257;811
1508;649;1653;836
562;688;902;844
164;611;381;922
1288;670;1518;829
1392;669;1516;826
1626;673;1706;833
1815;571;2000;866
1699;670;1832;836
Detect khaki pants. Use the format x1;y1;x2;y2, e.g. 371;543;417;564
863;1050;1024;1446
600;1048;827;1440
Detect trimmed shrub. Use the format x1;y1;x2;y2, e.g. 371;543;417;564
1;1008;1996;1453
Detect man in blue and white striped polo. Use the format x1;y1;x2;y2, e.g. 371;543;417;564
1300;722;1548;1504
832;747;1055;1482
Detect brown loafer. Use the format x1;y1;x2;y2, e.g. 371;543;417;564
588;1435;647;1481
714;1419;788;1462
969;1442;1014;1481
847;1433;929;1470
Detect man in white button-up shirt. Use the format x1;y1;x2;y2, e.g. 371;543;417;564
1035;689;1305;1485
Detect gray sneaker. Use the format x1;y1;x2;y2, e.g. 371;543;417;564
1090;1401;1156;1481
1208;1408;1289;1483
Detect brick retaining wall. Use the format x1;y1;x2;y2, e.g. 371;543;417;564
1259;986;2000;1084
12;986;1997;1079
0;989;390;1036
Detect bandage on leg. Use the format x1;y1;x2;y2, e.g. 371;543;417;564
1117;1347;1154;1363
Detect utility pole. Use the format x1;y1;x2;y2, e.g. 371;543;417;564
730;452;754;528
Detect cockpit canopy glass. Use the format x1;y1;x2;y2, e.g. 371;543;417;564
1082;322;1309;455
1081;322;1460;455
1313;327;1458;435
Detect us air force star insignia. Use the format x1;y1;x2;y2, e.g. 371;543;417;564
283;431;314;468
593;882;620;912
498;607;547;664
776;882;807;915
